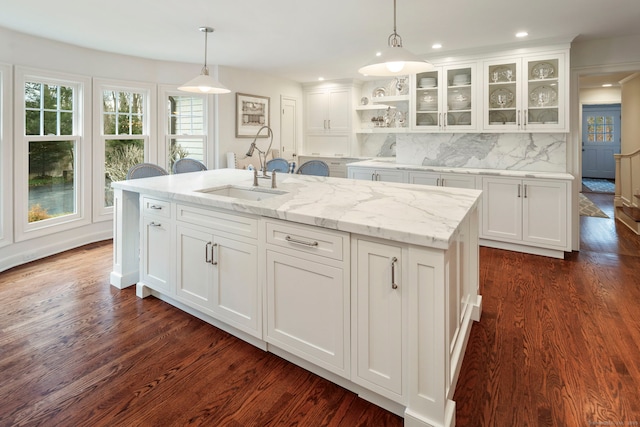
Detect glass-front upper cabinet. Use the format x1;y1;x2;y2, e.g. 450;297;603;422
413;63;476;132
484;52;567;132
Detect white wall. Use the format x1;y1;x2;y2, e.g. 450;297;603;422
0;26;303;271
579;87;621;104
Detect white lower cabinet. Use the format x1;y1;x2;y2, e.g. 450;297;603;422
481;177;569;251
140;197;174;295
175;205;261;338
265;219;350;378
348;167;406;182
352;237;404;402
408;171;477;189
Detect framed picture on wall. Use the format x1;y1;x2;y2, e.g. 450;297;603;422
236;93;270;137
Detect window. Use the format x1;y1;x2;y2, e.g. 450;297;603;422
586;115;615;143
0;63;12;248
159;86;210;173
93;79;155;221
14;67;91;241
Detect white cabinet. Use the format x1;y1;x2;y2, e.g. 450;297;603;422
175;204;261;338
306;87;351;133
264;219;350;378
348;166;406;182
483;51;568;132
408;171;477;189
140;197;174;294
304;84;355;157
413;63;477;132
352;237;404;401
481;177;569;251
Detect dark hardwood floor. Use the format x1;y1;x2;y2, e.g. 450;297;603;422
1;195;639;426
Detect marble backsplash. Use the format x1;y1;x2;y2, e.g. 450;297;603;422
371;133;568;172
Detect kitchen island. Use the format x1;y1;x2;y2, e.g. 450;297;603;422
110;168;482;427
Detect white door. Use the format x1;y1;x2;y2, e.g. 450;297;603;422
408;171;440;186
582;104;621;179
176;225;214;313
280;96;297;161
481;177;522;241
266;250;348;376
212;235;260;337
353;238;403;399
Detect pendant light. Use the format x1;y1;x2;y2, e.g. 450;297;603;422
179;27;230;94
358;0;434;76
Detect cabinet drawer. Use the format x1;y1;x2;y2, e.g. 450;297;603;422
265;220;346;261
142;197;171;218
176;204;258;239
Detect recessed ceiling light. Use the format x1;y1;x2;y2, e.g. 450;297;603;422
318;77;325;81
602;83;613;87
516;31;529;38
375;52;382;57
432;43;442;49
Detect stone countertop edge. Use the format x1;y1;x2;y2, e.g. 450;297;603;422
345;158;575;180
112;169;482;250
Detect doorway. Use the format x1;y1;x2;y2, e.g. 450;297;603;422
581;103;621;179
280;96;297;162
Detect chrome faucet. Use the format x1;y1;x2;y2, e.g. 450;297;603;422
253;169;259;187
271;171;277;189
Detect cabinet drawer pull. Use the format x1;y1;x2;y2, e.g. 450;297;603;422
524;184;528;198
517;184;521;198
205;241;212;263
285;235;319;247
371;173;376;181
517;110;521;127
149;205;163;210
391;256;398;289
149;221;162;227
211;243;218;266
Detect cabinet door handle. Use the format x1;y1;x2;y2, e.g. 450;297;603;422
211;243;218;266
327;119;331;129
205;241;212;263
517;184;521;198
149;221;161;227
517;110;521;127
441;178;446;187
149;205;163;210
523;109;527;129
443;113;447;130
524;184;528;198
438;113;442;128
436;178;440;186
285;235;319;247
371;173;376;181
391;257;398;289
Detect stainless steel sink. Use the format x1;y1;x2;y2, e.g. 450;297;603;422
196;185;288;201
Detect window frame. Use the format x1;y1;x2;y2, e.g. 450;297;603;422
92;78;156;222
13;66;91;242
158;84;213;172
0;63;13;248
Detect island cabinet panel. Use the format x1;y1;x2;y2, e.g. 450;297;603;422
265;219;350;378
408;171;477;189
140;197;174;295
352;237;405;402
175;205;261;338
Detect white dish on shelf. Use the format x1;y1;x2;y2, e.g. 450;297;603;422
416;114;435;126
529;85;557;107
372;87;386;98
454;112;471;125
530;109;558;124
489;66;514;83
531;62;555;80
489;87;514;108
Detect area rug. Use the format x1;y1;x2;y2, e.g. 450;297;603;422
582;178;615;194
579;193;609;218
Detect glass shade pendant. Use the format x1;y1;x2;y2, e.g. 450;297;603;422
358;0;434;76
179;27;230;94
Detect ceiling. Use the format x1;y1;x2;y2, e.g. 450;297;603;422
1;0;640;83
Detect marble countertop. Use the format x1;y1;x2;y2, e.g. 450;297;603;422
113;169;481;249
346;158;575;180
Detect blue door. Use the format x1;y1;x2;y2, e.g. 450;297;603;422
582;104;621;179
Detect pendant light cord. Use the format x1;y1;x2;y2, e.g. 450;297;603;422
388;0;403;48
